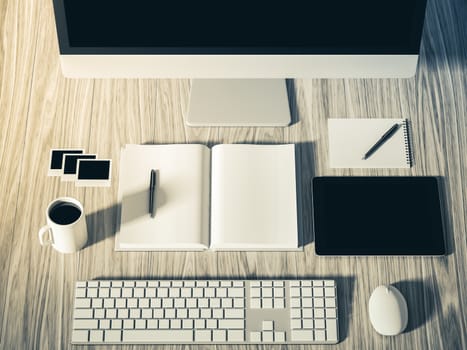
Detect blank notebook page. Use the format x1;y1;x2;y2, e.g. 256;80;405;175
328;118;411;168
116;144;210;250
210;144;298;250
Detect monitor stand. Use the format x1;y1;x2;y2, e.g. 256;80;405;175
186;79;291;127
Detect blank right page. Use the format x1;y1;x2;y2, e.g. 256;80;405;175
210;144;299;251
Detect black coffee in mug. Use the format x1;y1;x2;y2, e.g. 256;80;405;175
49;202;82;225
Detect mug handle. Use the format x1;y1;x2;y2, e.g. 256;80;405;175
38;225;54;246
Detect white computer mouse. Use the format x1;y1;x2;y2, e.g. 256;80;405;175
368;285;408;336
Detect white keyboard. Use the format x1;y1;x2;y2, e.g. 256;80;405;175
72;279;339;344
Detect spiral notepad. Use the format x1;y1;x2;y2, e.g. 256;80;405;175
328;118;412;168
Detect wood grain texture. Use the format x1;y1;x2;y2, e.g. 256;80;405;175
0;0;466;348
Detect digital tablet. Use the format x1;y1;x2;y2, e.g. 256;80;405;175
312;177;446;256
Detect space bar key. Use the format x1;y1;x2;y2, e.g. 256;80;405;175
123;330;193;343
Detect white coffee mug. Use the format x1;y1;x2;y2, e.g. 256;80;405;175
38;197;88;253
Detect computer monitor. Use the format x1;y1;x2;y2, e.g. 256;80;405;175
52;0;428;126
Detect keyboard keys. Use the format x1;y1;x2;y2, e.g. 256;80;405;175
250;298;261;308
100;320;110;329
195;319;205;329
153;309;163;318
72;279;338;345
74;309;93;319
99;288;110;298
74;319;98;329
250;288;260;297
206;319;217;329
224;308;244;319
326;308;337;318
218;319;244;329
315;319;326;329
72;330;89;342
111;320;122;329
195;330;211;341
274;287;284;297
127;299;137;308
169;288;180;297
233;298;244;308
135;320;146;329
170;319;181;329
326;319;338;342
182;319;193;329
122;288;132;297
177;308;188;318
165;308;176;318
123;330;192;342
228;330;244;341
139;298;149;308
291;330;314;342
262;321;273;331
216;288;227;297
123;320;134;329
198;298;209;308
263;331;273;342
275;331;286;342
75;298;91;308
146;288;156;297
314;308;324;318
75;288;86;298
275;298;285;308
159;319;169;329
87;288;98;298
291;319;302;329
213;330;226;341
315;330;326;341
201;309;211;319
262;298;273;308
212;309;223;319
153;298;162;308
314;298;324;307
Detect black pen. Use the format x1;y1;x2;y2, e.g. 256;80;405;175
149;169;157;218
363;123;401;160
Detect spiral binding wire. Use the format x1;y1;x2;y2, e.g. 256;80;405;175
402;119;413;167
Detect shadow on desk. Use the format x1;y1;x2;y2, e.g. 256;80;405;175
85;142;317;249
286;79;300;126
394;280;439;333
437;177;455;256
421;0;466;70
85;201;122;248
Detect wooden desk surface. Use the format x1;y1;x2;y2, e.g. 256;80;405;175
0;0;466;348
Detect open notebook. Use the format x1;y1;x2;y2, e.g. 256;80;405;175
328;118;412;168
115;144;300;251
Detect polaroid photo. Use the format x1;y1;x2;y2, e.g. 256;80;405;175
75;159;112;187
48;149;84;176
61;154;97;181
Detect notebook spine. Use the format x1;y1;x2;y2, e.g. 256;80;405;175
402;119;412;167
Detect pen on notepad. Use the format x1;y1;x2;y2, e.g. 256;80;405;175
362;123;401;160
149;169;157;218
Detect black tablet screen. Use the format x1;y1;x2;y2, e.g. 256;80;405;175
312;177;445;255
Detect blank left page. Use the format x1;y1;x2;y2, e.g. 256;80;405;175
115;144;210;250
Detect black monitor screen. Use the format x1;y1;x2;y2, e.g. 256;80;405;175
55;0;427;54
